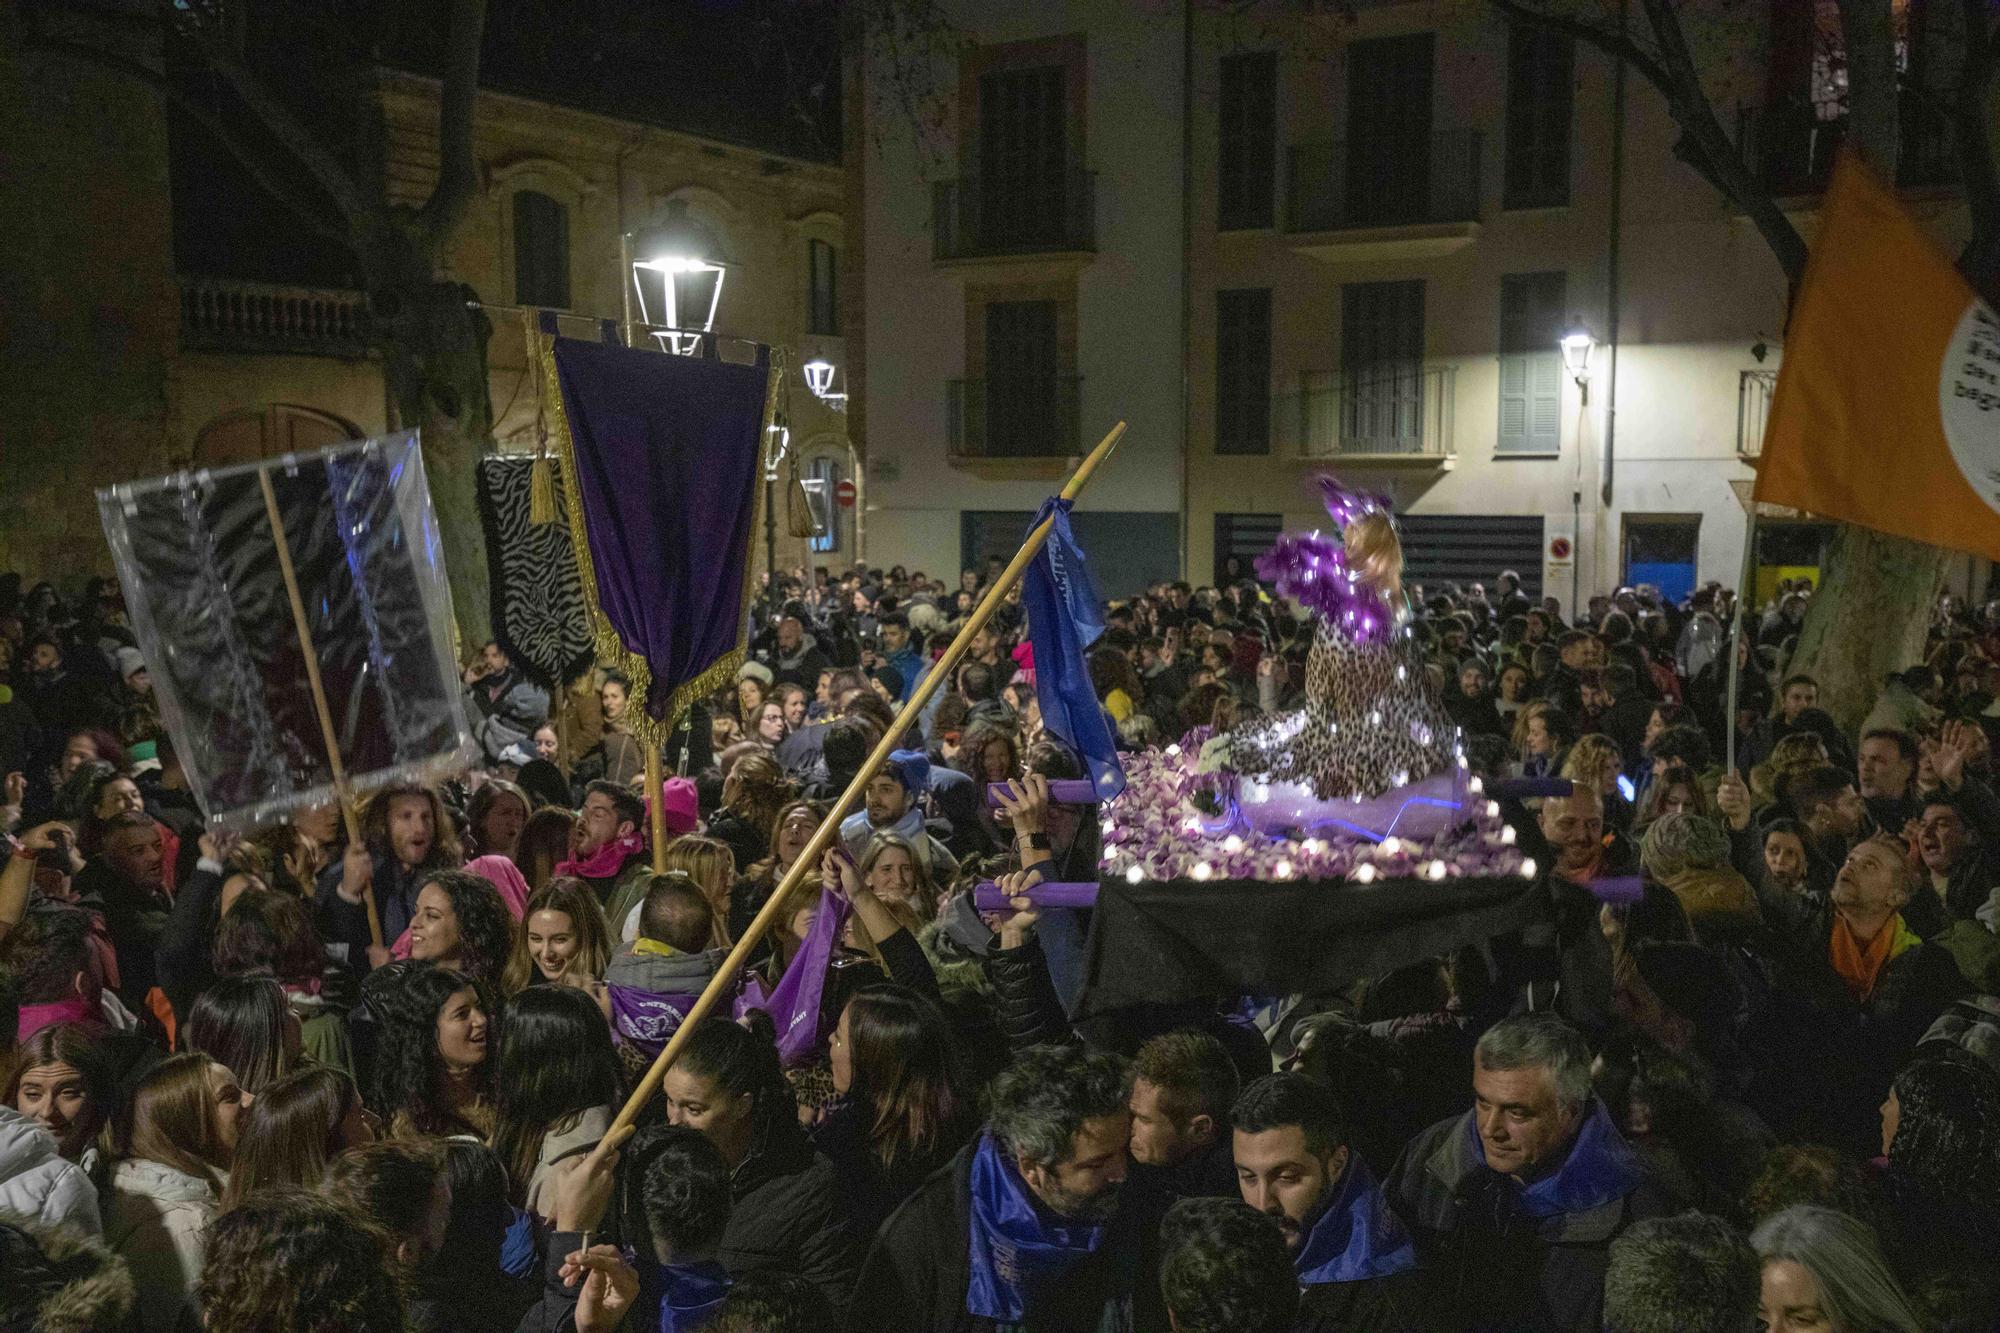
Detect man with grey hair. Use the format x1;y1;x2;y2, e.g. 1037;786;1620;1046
1603;1212;1760;1333
849;1044;1170;1332
1386;1012;1663;1331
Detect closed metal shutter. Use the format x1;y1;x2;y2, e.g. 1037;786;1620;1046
1213;512;1283;585
1396;514;1544;599
960;511;1181;599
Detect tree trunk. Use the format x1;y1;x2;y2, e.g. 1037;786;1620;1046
1784;0;1950;737
375;275;495;647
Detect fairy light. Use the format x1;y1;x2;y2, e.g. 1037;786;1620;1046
1485;801;1500;818
1191;862;1214;881
1501;825;1517;845
1166;743;1181;757
1425;860;1447;880
1274;859;1294;879
1380;837;1402;855
1355;863;1377;884
1302;839;1325;856
1521;857;1538;878
1126;865;1145;884
1223;835;1244;854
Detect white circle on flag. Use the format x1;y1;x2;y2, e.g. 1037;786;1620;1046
1939;298;2000;516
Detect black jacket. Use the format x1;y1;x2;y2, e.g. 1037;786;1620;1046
813;1098;977;1247
1294;1268;1431;1333
721;1117;863;1309
981;937;1070;1057
847;1140;1170;1333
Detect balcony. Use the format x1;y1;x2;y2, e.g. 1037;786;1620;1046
1284;131;1482;262
1278;365;1456;463
1737;100;1957;199
947;376;1083;461
180;277;371;358
932;169;1096;263
1738;368;1777;460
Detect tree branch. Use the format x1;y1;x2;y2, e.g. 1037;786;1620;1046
413;0;489;256
159;1;377;233
21;29;351;249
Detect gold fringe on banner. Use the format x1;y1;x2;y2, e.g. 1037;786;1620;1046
524;311;558;527
531;330;776;748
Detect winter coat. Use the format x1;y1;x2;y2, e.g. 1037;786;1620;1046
100;1157;217;1333
770;635;833;692
0;1108;101;1236
1385;1106;1664;1333
523;1104;613;1223
847;1139;1171;1333
721;1117;863;1309
0;1218;134;1333
813;1098;977;1246
467;668;550;763
1294;1270;1431;1333
73;859;172;1010
980;937;1071;1057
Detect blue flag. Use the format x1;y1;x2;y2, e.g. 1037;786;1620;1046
1022;498;1126;800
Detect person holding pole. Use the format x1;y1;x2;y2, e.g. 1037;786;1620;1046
315;785;462;973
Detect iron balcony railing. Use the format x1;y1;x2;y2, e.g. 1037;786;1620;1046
1279;364;1456;459
1285;130;1482;232
179;277;371;357
933;168;1096;260
947;376;1083;459
1736;100;1957;197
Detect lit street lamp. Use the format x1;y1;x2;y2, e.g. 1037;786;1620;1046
629;210;727;354
1559;319;1597;403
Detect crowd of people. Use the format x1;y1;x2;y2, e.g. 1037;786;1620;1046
1;559;1999;1332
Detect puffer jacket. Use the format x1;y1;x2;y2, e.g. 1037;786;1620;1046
721;1117;863;1310
981;936;1070;1057
101;1157;218;1333
0;1108;100;1236
0;1217;134;1333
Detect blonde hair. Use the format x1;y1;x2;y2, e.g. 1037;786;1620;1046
501;878;613;995
1512;699;1552;756
663;835;736;950
1561;734;1624;793
1344;512;1404;593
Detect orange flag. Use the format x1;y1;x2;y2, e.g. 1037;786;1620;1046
1754;151;2000;560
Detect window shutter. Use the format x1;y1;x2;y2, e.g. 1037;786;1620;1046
1529;351;1562;453
1498;352;1530;453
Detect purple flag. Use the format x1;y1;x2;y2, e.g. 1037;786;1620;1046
607;983;707;1062
735;887;849;1067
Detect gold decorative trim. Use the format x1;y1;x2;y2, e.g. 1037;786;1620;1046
533;334;776;747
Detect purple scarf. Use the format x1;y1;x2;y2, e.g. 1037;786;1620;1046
965;1132;1108;1321
1462;1098;1643;1219
736;886;849;1067
1294;1154;1417;1285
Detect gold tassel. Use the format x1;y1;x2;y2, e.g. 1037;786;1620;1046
786;459;817;539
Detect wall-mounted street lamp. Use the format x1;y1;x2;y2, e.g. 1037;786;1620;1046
629;209;727;355
1559;318;1597;403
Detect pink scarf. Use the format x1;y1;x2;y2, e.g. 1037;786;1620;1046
554;829;647;881
389;854;534;960
18;995;96;1042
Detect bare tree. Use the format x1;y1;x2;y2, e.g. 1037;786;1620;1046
1489;0;2000;732
29;0;497;641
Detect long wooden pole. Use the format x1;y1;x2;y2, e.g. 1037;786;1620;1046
258;469;383;949
646;746;668;873
602;421;1126;1137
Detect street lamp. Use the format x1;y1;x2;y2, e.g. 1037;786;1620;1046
1559;319;1597;402
802;357;847;411
629;209;727;355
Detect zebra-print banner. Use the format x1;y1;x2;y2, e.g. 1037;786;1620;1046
474;455;593;688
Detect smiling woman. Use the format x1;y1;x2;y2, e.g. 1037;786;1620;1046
407;870;513;990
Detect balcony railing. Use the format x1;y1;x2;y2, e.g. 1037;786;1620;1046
1285;131;1482;232
947;376;1083;459
933;169;1096;260
1738;368;1777;459
180;277;371;358
1737;100;1957;197
1279;364;1456;459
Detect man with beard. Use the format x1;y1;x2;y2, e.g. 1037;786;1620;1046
767;604;832;692
852;1044;1167;1332
316;784;459;971
1233;1073;1426;1331
837;750;958;884
1503;786;1633;1031
560;780;653;939
462;640;550;765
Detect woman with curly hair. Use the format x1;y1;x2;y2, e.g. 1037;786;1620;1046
222;1066;375;1207
404;868;514;991
369;965;493;1139
198;1188;407;1333
954;715;1022;786
709;751;798;874
1873;1045;2000;1324
501;878;613;996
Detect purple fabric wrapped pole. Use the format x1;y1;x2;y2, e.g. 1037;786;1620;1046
546;331;770;732
972;882;1101;912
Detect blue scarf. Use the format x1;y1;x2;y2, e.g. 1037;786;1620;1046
657;1260;731;1332
965;1133;1109;1321
1294;1154;1418;1286
1461;1098;1643;1219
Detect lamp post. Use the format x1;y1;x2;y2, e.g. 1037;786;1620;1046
1559;320;1597;403
1559;318;1598;620
628;209;728;355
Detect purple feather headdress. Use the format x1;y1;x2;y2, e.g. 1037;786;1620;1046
1254;474;1397;643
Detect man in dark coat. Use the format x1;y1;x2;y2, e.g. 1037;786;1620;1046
1386;1013;1664;1332
849;1044;1168;1332
1127;1030;1241;1202
1234;1073;1428;1332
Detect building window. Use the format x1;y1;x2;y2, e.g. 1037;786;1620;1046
1341;279;1426;453
985;299;1062;457
1218;52;1277;230
806;455;842;554
1504;26;1574;209
1216;289;1272;455
1214;512;1282;585
512;190;570;309
978;65;1070;251
1346;33;1436;227
1497;271;1566;455
807;239;838;336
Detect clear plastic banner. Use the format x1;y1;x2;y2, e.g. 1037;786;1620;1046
97;431;473;830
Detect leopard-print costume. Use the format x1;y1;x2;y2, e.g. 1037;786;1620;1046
1226;618;1458;801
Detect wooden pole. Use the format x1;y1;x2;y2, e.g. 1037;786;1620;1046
647;745;668;873
602;421;1127;1137
258;469;383;949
